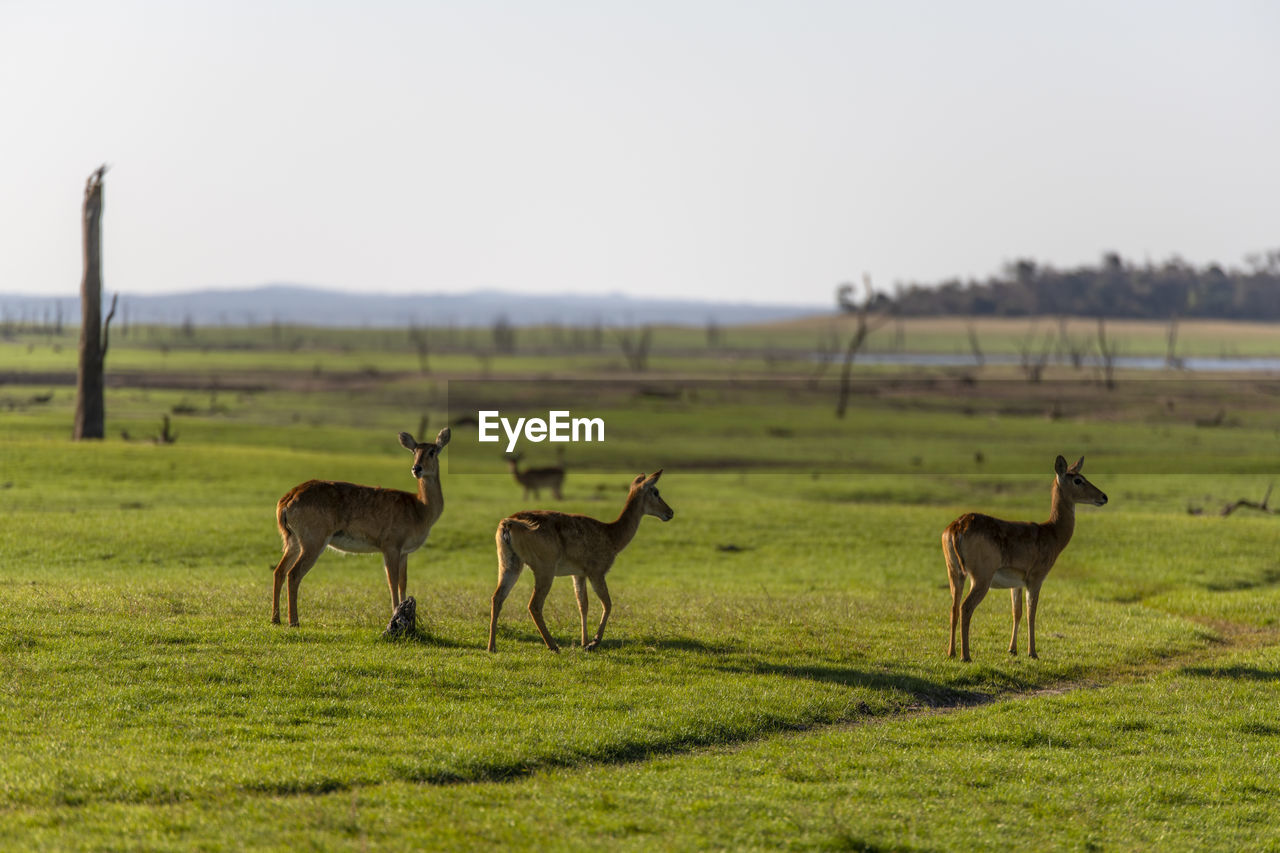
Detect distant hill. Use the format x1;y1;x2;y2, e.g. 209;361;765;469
0;285;828;328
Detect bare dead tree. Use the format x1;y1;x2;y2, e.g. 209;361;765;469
616;325;653;372
154;413;177;445
1165;314;1183;369
1191;483;1277;517
1096;316;1119;391
966;320;985;369
73;165;118;440
408;323;431;374
891;283;906;351
1057;316;1088;370
834;274;891;418
1219;483;1274;516
705;317;721;349
1017;323;1053;383
491;314;517;355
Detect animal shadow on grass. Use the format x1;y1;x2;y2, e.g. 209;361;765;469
641;637;989;710
716;659;991;711
382;630;471;649
634;635;740;656
1179;664;1280;682
484;633;740;655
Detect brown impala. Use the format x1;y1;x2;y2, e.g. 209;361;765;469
270;429;449;627
943;455;1108;662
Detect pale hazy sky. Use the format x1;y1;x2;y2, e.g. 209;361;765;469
3;1;1277;306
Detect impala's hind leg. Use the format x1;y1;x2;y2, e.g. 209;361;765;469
527;571;560;653
943;532;965;658
285;542;324;628
271;539;300;624
488;530;525;652
947;572;964;658
959;580;990;663
584;573;612;652
572;575;590;647
1009;588;1023;655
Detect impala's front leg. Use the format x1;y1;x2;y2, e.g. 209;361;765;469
395;553;409;606
1008;588;1023;656
572;576;590;647
585;574;612;652
382;550;402;610
1026;582;1043;659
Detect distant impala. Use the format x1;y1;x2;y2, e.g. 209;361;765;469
270;429;449;627
505;451;566;500
943;455;1108;661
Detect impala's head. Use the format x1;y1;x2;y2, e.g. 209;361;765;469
630;470;674;521
1054;455;1108;507
400;428;451;479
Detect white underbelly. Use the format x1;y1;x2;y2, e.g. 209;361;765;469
991;568;1026;589
554;564;584;578
328;534;378;554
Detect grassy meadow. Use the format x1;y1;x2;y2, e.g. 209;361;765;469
1;317;1279;850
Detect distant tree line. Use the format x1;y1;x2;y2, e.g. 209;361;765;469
885;250;1280;320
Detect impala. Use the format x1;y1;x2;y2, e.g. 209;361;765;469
943;455;1107;661
505;451;565;500
488;470;673;652
270;429;449;627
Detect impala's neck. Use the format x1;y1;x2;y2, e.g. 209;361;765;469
1046;478;1075;547
606;489;646;552
417;474;444;524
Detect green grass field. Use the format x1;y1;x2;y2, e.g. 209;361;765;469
2;320;1279;850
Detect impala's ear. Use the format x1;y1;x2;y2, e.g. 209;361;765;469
399;432;418;451
1070;456;1084;473
632;473;647;487
1054;455;1068;475
647;469;663;484
435;427;451;448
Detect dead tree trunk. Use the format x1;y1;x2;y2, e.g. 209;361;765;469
834;275;889;418
1096;316;1118;391
73;165;117;440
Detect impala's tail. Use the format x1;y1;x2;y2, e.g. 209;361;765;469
942;524;967;588
275;499;293;549
497;517;539;566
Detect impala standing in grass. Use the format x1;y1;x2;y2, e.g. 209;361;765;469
488;470;673;652
505;451;566;500
943;455;1108;661
270;429;450;627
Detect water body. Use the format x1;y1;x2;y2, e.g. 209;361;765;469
845;352;1280;373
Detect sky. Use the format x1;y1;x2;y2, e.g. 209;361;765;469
2;1;1277;307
